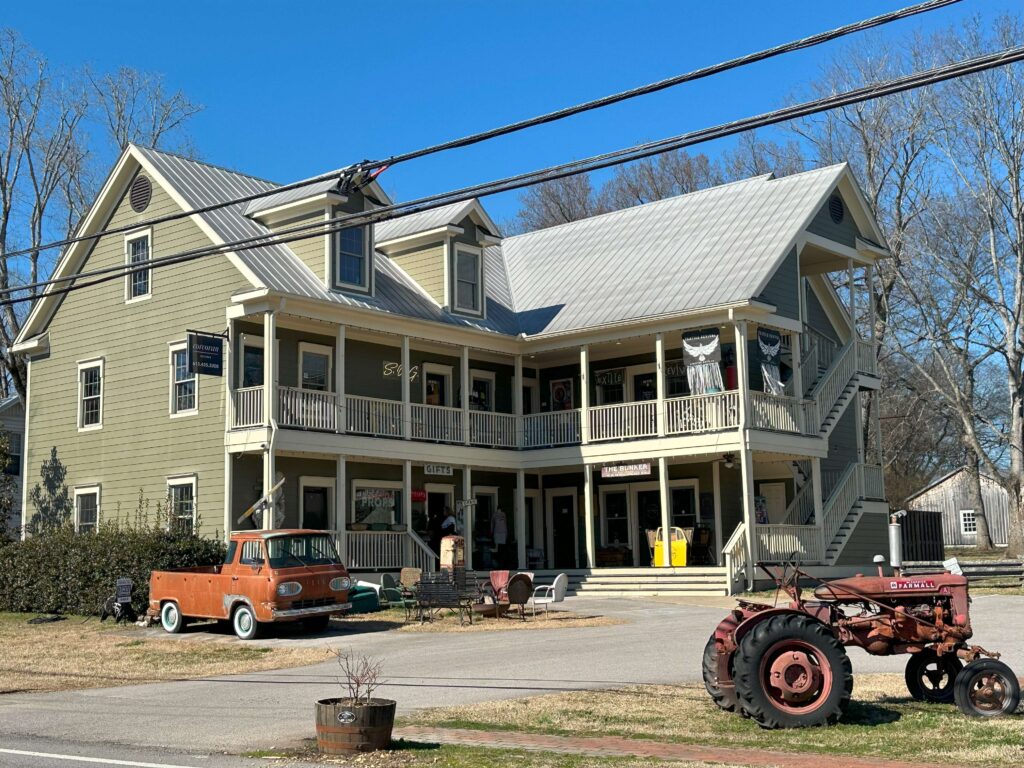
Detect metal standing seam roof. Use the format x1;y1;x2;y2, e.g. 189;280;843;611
242;176;350;217
138;146;853;339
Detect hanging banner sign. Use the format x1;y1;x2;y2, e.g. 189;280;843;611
595;368;624;387
425;464;453;476
187;332;224;376
757;328;782;363
601;462;651;479
682;329;721;364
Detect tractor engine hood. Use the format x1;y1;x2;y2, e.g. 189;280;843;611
813;573;968;601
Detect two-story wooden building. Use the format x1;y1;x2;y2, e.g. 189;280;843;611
13;145;890;594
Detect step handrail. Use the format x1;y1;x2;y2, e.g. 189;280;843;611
408;528;438;573
781;481;816;525
722;523;748;595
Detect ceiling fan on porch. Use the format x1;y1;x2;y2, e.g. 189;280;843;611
720;454;735;470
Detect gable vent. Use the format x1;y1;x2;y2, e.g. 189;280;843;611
129;175;152;213
828;193;845;224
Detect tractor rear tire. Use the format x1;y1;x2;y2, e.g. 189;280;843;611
702;634;737;712
954;659;1021;718
733;614;852;729
904;649;961;703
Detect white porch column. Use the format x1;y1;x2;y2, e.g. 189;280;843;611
733;320;750;427
712;459;723;566
579;345;590;444
583;465;596;568
335;325;346;434
811;456;824;533
403;459;413;565
791;331;803;402
658;457;672;567
226;318;236;430
867;264;876;342
462;465;473;568
336;456;347;562
223;451;232;543
514;354;524;448
739;448;756;587
515;469;527;568
655;333;666;437
461;346;471;445
401;335;411;440
263;311;277;428
847;259;857;332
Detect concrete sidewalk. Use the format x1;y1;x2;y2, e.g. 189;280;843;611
0;595;1020;755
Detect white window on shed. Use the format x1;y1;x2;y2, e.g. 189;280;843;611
959;509;977;536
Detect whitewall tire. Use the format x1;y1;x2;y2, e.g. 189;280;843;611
232;604;259;640
160;602;184;634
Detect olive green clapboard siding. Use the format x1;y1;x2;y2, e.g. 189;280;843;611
833;512;888;566
270;213;326;283
27;174;250;537
391;244;445;305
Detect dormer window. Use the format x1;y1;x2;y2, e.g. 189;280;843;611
453;245;482;315
333;225;371;292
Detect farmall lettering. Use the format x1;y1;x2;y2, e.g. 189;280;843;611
890;579;937;590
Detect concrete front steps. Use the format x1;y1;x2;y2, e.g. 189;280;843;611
530;567;729;598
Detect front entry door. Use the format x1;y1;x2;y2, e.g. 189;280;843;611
551;494;577;568
636;489;662;566
303;487;330;530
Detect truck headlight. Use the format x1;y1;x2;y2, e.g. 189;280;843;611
330;576;352;592
276;581;302;597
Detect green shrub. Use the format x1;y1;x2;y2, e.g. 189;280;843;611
0;521;225;615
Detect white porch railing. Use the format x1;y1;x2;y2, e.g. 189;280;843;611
589;400;658;442
856;340;878;376
821;462;860;551
411;403;462;443
666;391;739;434
723;523;748;595
469;411;517;448
807;341;856;431
749;392;809;434
232;386;263;428
861;463;885;500
800;341;820;396
523;410;581;447
347;396;403;439
278;386;337;431
781;481;816;526
345;530;437;572
756;524;825;563
408;528;438;573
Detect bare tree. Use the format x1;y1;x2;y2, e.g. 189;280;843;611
514;173;604;232
597;149;724;210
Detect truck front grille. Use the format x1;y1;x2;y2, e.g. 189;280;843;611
291;597;337;610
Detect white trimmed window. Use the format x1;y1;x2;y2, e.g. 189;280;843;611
74;486;100;533
470;369;496;412
125;230;152;302
352;480;402;526
960;509;977;536
454;246;482;314
333;226;371;292
169;343;198;415
168;476;197;533
4;431;20;476
299;342;333;391
78;359;104;430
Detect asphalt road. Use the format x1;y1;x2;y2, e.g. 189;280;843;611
0;594;1021;762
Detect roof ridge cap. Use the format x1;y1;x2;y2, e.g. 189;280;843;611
135;145;279;187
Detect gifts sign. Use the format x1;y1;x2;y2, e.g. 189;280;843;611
682;329;724;395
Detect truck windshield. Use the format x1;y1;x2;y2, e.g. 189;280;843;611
267;535;341;568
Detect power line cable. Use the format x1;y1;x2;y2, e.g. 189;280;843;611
6;42;1023;310
0;0;960;265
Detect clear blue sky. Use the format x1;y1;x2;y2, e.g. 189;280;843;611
5;1;1021;224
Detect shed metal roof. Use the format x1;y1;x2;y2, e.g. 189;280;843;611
374;201;477;244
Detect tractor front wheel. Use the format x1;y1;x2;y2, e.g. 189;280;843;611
702;634;737;712
954;659;1021;718
733;614;852;729
904;649;961;703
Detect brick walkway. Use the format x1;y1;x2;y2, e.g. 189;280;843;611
392;726;947;768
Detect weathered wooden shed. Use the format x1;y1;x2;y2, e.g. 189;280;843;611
904;467;1009;548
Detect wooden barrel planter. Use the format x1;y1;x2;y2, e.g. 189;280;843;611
315;698;396;754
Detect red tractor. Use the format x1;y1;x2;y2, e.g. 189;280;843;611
704;525;1020;728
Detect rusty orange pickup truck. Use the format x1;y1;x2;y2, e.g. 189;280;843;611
148;529;352;639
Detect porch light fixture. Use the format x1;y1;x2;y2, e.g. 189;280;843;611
722;453;735;470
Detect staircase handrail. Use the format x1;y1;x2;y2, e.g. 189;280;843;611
408;528;438;573
820;462;861;547
781;481;817;525
806;341;857;432
723;522;748;595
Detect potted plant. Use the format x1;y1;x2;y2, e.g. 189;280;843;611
315;650;395;754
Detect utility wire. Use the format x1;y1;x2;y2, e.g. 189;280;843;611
7;43;1023;310
0;0;960;265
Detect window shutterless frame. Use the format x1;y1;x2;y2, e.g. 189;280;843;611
168;341;198;416
959;509;977;536
452;244;483;316
332;222;373;294
167;475;197;533
124;228;153;303
74;485;101;533
77;358;104;431
298;342;333;392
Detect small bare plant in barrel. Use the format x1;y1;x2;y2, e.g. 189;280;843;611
315;649;395;754
335;649;384;704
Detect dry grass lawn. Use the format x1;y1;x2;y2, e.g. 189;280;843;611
402;674;1024;767
341;607;622;634
0;612;332;694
